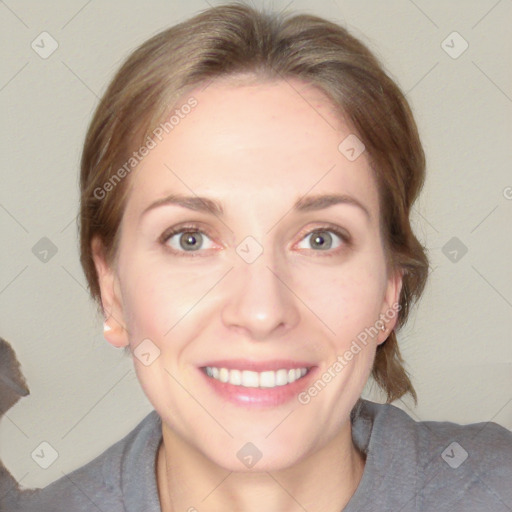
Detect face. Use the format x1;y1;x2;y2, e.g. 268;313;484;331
93;77;402;471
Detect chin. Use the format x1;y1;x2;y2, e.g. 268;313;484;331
203;437;310;473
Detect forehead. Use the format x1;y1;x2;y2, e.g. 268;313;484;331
125;78;379;219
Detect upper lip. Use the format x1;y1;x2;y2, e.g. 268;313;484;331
200;359;315;372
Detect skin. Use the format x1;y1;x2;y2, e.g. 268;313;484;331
93;77;402;511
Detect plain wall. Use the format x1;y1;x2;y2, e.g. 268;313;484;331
0;0;511;489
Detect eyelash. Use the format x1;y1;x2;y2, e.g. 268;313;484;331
159;223;352;257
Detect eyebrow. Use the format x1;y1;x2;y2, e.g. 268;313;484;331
294;194;371;220
141;193;371;221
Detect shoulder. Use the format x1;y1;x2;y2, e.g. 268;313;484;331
355;399;512;511
14;410;162;512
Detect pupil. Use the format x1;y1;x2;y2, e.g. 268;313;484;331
312;231;331;250
180;232;201;250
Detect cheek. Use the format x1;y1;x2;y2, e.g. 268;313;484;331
291;253;387;340
118;253;223;339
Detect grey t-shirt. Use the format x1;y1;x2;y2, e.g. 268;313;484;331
5;399;512;511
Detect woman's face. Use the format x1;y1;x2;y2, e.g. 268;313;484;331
94;78;402;471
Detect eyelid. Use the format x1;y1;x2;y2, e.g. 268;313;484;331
159;223;214;243
296;223;351;242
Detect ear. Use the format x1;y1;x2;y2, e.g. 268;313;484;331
376;267;403;345
91;236;129;348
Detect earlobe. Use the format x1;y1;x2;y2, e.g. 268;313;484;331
102;314;129;348
91;236;129;348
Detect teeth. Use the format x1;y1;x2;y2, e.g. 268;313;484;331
230;369;242;385
259;371;275;388
275;369;288;386
204;366;310;388
219;368;229;383
242;370;259;388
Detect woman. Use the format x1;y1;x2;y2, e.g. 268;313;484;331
13;2;511;511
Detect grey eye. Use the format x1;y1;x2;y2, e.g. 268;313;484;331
166;231;214;252
297;230;342;251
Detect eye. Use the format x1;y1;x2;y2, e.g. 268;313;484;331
296;228;348;252
161;227;216;253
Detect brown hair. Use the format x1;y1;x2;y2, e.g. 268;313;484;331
80;1;428;404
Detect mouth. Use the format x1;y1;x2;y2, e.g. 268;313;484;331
202;366;310;388
198;359;317;408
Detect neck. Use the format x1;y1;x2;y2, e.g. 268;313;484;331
156;420;365;512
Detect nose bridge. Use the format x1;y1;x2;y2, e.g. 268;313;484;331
220;242;300;339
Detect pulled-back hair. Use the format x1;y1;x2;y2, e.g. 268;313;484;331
79;1;429;404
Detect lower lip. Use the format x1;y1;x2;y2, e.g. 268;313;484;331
198;367;318;408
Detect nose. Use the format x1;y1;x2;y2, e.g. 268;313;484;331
220;250;300;341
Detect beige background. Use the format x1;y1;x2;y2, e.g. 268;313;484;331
1;0;511;489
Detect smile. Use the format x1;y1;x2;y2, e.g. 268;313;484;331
203;366;309;388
